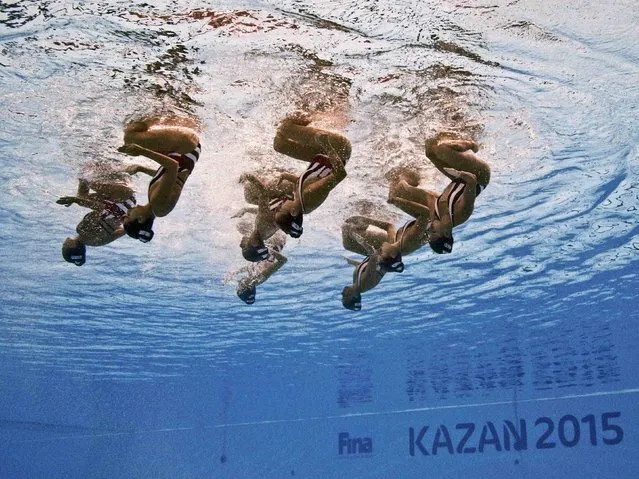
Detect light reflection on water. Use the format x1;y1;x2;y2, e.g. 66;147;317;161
0;0;637;406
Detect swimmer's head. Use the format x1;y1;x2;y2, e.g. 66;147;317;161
426;219;454;254
429;236;453;254
341;286;362;311
240;235;269;262
62;237;86;266
237;281;257;305
275;210;303;238
379;243;405;273
427;220;453;254
122;205;154;242
123;216;154;243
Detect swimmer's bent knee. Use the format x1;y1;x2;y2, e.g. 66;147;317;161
319;132;352;164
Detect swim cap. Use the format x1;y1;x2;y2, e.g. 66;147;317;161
237;283;257;304
429;235;453;254
341;286;362;311
124;217;155;243
275;211;303;238
62;238;86;266
240;237;269;262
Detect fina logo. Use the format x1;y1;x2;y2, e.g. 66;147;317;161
338;432;373;456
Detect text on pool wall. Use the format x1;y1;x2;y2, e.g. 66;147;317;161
409;412;623;456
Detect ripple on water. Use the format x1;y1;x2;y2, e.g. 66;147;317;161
0;0;636;377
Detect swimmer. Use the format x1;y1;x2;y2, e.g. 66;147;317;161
235;113;351;262
236;233;288;304
387;134;491;254
233;171;296;262
341;216;404;311
270;113;351;238
117;117;202;242
58;169;151;265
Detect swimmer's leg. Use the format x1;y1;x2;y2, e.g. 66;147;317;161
342;216;391;255
425;136;490;186
124;120;149;134
388;177;431;205
274;121;351;164
90;181;135;202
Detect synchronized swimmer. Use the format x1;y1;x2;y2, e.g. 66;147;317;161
387;134;491;254
235;113;351;262
119;117;201;242
58;163;153;265
60;114;490;310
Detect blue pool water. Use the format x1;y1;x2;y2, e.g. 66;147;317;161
1;0;637;477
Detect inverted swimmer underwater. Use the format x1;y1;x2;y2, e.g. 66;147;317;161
341;216;405;311
58;164;151;265
118;116;202;242
235;233;288;304
238;113;352;262
387;134;491;254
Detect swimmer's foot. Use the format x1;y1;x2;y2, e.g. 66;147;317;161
124;120;149;133
282;111;312;126
384;166;420;186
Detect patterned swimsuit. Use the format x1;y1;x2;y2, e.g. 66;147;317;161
97;197;136;235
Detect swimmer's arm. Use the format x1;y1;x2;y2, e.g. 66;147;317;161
125;164;157;176
231;206;259;218
364;218;397;238
56;196;102;211
344;216;396;237
240;173;274;204
266;175;296;197
387;196;431;219
240;173;272;195
118;144;179;171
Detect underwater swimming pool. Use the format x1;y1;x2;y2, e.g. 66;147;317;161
1;0;637;477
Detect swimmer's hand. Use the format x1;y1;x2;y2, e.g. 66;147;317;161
344;256;361;267
231;206;258;219
443;168;477;183
387;195;400;205
118;143;143;156
56;196;75;207
239;173;261;185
